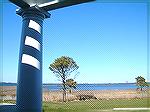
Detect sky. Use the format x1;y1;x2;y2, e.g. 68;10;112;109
1;1;149;83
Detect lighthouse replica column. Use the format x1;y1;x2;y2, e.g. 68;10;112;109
16;6;50;112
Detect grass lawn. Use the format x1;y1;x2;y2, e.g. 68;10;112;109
1;98;149;112
43;98;150;112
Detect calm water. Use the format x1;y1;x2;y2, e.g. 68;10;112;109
1;82;138;91
43;83;137;91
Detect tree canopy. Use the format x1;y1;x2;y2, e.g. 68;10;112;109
135;76;149;91
49;56;79;79
66;78;77;89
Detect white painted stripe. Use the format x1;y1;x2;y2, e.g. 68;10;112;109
25;36;41;51
113;108;150;110
39;0;59;7
0;103;16;106
22;54;40;70
29;20;41;33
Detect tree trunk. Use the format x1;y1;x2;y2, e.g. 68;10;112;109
63;88;66;102
62;80;66;102
69;89;72;94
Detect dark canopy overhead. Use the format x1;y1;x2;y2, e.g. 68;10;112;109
9;0;95;11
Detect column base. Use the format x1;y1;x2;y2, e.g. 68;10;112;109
0;104;43;112
0;103;16;112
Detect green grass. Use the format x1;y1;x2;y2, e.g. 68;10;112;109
43;98;150;112
1;98;150;112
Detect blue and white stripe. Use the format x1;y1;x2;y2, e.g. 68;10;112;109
21;54;40;70
21;20;42;70
25;36;41;51
28;20;41;33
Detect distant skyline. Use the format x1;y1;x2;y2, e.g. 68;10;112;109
1;1;149;83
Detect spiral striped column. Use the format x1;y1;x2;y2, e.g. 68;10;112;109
16;7;50;112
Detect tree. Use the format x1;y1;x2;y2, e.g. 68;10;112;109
49;56;79;102
66;78;77;93
135;76;149;91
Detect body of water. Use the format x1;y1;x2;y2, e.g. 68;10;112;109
43;83;138;91
0;82;138;91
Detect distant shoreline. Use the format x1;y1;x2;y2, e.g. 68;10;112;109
0;82;138;87
0;82;138;85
